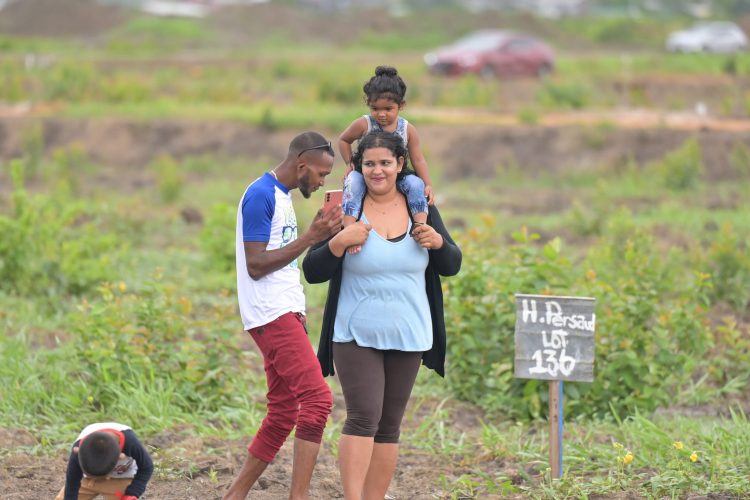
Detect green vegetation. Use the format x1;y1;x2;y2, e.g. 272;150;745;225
2;10;750;497
416;404;750;498
3;19;750;127
2;121;749;495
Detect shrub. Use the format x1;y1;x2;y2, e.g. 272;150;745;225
650;137;703;190
705;223;750;311
272;59;293;79
152;154;184;203
259;105;278;131
0;162;123;297
516;108;539;125
0;61;25;102
444;217;714;420
317;73;362;105
69;280;245;411
581;121;615;150
200;202;236;272
49;143;92;195
537;81;589;110
20;123;44;179
442;75;494;107
101;74;153;103
41;62;98;101
573;213;713;417
729;141;750;177
444;224;574;420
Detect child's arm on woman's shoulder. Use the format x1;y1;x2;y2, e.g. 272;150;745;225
339;117;368;175
406;123;434;204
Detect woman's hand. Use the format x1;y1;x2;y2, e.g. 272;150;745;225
329;221;372;257
411;222;443;250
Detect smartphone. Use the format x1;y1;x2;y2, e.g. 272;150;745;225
323;189;343;212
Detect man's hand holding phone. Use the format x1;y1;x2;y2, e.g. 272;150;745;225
323;189;343;214
306;190;343;244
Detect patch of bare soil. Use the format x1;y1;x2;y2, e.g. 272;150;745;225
1;116;749;183
0;0;127;38
0;398;525;500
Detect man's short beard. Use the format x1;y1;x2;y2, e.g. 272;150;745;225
299;171;313;198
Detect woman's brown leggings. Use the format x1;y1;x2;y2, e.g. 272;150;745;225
333;341;422;443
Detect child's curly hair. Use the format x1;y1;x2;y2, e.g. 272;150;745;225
363;66;407;105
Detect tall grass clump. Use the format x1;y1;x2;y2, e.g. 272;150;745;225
0;279;263;436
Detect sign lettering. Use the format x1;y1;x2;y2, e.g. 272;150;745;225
514;294;596;382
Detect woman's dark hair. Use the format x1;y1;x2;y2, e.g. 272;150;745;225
352;130;412;181
363;66;407;105
78;432;120;477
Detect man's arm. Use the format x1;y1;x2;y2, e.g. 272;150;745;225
245;207;343;280
244;234;316;280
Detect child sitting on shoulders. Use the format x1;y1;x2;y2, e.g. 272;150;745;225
339;65;434;253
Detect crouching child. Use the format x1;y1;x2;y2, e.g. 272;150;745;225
56;422;153;500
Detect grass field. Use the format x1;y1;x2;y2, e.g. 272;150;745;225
1;4;750;498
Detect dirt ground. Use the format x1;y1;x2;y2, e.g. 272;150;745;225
1;112;749;186
0;0;125;38
0;396;515;500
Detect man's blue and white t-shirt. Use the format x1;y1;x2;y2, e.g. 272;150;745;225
236;172;305;330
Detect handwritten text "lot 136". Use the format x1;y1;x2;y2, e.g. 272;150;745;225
515;296;596;382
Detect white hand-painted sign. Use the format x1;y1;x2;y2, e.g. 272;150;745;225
514;294;596;382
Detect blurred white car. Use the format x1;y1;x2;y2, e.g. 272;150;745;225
666;22;748;53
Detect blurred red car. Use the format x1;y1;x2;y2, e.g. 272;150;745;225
424;30;555;78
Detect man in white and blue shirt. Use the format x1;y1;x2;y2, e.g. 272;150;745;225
225;131;343;500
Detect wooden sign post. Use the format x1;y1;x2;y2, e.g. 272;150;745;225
514;294;596;479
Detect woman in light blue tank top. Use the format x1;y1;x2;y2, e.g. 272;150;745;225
302;131;462;500
333;210;432;351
